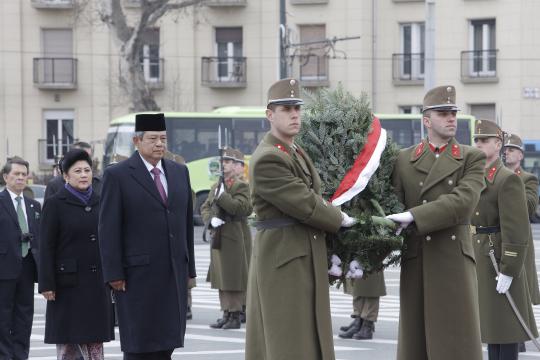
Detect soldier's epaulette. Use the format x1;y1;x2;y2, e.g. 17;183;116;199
275;143;289;154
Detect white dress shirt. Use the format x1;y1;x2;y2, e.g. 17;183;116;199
139;153;169;196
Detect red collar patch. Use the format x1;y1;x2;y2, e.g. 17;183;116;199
428;143;447;154
225;178;235;188
451;144;461;158
487;166;497;181
275;144;289;154
414;142;425;158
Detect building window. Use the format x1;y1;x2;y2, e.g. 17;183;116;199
40;28;74;84
399;105;423;114
469;103;496;121
399;22;424;80
45;110;74;160
139;28;161;83
215;27;243;81
298;24;328;83
470;19;496;76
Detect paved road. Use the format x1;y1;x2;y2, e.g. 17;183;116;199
28;225;540;359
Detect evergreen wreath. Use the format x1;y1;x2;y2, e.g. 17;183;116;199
297;84;405;283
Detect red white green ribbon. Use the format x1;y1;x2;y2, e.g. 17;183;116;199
330;117;387;206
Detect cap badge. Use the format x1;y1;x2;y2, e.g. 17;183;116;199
290;79;296;86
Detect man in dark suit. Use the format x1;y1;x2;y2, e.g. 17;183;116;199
0;156;41;360
98;113;196;360
44;141;102;201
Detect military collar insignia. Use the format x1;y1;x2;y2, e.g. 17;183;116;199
451;144;461;158
275;143;289;154
225;178;235;188
412;142;425;161
515;168;522;175
487;166;498;182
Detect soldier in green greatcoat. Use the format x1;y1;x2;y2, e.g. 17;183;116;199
386;85;485;360
231;148;252;323
201;147;252;329
504;133;540;306
473;121;538;359
338;271;386;340
245;78;356;360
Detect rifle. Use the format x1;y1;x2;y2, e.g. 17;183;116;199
203;126;227;249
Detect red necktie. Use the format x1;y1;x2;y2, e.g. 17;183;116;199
151;167;167;204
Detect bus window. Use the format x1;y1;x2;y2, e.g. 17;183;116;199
379;119;414;148
103;125;135;166
232;118;270;155
166;118;232;162
456;119;472;145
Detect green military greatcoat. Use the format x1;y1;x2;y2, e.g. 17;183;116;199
245;132;343;360
472;159;538;343
344;271;386;298
392;138;485;360
516;167;540;304
202;179;252;291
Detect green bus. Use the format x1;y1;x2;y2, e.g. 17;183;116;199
103;107;475;223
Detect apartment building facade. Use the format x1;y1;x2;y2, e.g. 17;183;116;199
1;0;539;176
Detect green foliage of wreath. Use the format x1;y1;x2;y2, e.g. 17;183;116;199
297;84;405;283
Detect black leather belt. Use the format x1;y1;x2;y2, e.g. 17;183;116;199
252;217;299;230
470;225;500;235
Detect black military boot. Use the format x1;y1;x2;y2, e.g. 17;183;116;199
240;305;246;323
187;306;192;320
338;318;362;339
210;311;229;329
340;316;359;332
353;320;375;340
222;311;241;329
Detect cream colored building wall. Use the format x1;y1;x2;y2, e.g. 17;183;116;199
375;0;540;140
4;0;540;176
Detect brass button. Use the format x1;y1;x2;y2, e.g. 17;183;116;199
419;181;424;186
313;235;317;239
451;235;456;240
448;180;453;185
426;235;431;241
477;240;480;243
422;200;427;204
475;212;480;216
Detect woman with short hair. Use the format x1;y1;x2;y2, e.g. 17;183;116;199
39;149;113;360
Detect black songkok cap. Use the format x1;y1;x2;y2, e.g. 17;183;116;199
62;149;92;174
135;113;166;132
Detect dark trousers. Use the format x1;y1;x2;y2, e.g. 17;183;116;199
124;349;174;360
488;343;519;360
0;255;36;360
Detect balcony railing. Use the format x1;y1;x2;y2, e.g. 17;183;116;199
461;50;499;83
392;53;424;85
296;54;329;87
31;0;74;9
290;0;329;4
33;58;77;89
141;57;165;89
204;0;247;6
201;57;247;88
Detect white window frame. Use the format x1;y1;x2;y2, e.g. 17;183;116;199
142;44;160;83
469;20;496;77
400;23;424;80
214;28;243;82
44;110;74;161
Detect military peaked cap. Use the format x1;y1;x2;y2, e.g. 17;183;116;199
267;78;304;106
473;119;503;140
135;113;166;132
222;147;237;161
504;133;524;151
422;85;459;112
233;149;245;164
